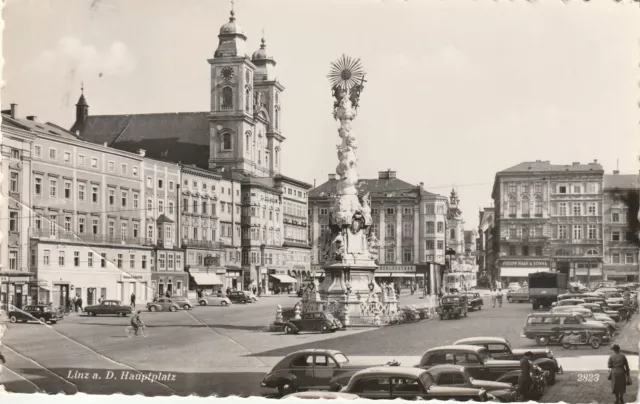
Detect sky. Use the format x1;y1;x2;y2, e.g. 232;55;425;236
2;0;639;229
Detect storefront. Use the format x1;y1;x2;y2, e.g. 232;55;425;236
499;260;550;285
268;272;297;294
151;271;189;299
374;265;417;287
188;269;225;296
604;269;639;284
115;273;153;304
37;269;123;308
0;273;35;311
226;269;244;290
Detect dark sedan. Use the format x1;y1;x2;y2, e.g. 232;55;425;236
463;292;484;311
284;311;342;334
8;305;63;324
84;300;132;317
506;287;529;303
427;364;517;402
218;291;251;304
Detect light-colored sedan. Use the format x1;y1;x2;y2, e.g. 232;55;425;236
242;291;258;303
169;295;195;310
198;294;232;306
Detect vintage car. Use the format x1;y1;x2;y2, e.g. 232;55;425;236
84;300;132;317
281;392;359;400
169;295;195;310
521;312;611;346
260;349;400;396
218;291;252;304
283;311;342;334
436;294;468;320
417;345;522;385
242;291;259;302
506;287;529;303
8;305;64;324
579;302;621;322
147;297;181;312
551;307;618;335
554;298;586;308
426;364;517;402
453;337;561;385
198;294;232;306
341;366;491;401
581;295;624;312
462;292;484;311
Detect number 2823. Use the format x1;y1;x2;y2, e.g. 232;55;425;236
577;374;600;382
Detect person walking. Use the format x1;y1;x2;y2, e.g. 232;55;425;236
497;289;504;307
517;351;533;401
226;287;231;296
491;289;497;308
98;295;104;304
73;296;79;313
608;344;631;404
77;296;83;313
130;292;136;309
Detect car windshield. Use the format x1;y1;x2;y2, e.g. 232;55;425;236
419;372;434;390
333;353;349;364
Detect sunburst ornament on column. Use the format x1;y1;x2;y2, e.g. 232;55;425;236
327;54;365;91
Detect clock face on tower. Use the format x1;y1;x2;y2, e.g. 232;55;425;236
221;66;235;80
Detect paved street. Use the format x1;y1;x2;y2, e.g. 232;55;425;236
0;292;638;402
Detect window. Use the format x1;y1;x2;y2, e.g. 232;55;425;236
612;213;620;223
74;251;80;266
403;248;413;263
64;152;71;164
58;251;65;266
534;195;543;216
142;255;147;269
92;185;99;203
573;185;581;194
508;183;516;194
108;161;115;171
147;177;153;187
558;225;567;239
169;181;174;191
133;193;139;209
183;198;189;212
222;133;232;151
121;222;128;241
133;223;139;238
450;229;456;239
88;252;94;267
158;179;164;189
612;253;620;264
193;200;198;214
385;249;396;263
535;246;543;256
588;225;597;240
588;203;597;216
64;216;72;232
625;253;635;264
78;183;86;201
49;179;57;198
117;254;123;268
176;254;182;270
534;183;543;194
522;183;530;193
147;198;153;212
521;196;530;216
130;254;135;269
558;185;567;194
35;145;42;157
169;201;174;215
558;202;567;216
49;215;58;236
133;166;139;177
108;189;115;205
49;148;57;160
402;222;412;237
222;87;233;109
509;227;517;239
10;172;18;192
426;240;434;250
386;208;395;215
386;223;395;237
43;250;50;265
78;218;85;233
587;183;598;193
509;245;517;256
64;181;72;199
108;220;115;237
572;203;582;216
91;157;98;168
437;240;444;250
158;200;164;214
159;253;166;269
35;215;42;230
121;164;128;175
522;246;529;256
437;222;444;233
573;225;582;240
9;212;18;232
148;225;154;239
121;191;128;207
612;231;621;241
508;197;517;216
101;253;106;267
8;251;17;270
92;219;99;234
168;254;174;269
35;177;42;195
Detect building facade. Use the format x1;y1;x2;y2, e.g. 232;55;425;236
309;170;448;288
491;160;604;285
477;207;495;286
603;172;639;283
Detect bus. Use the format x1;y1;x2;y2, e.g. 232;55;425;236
444;272;477;292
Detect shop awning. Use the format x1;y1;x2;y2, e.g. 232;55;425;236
190;272;224;285
500;267;549;277
270;274;297;283
575;269;603;276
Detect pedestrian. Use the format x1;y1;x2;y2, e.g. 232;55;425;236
608;344;631;404
165;290;171;298
77;296;83;313
130;292;136;309
517;351;533;401
491;289;497;308
98;295;104;304
257;286;262;297
497;289;503;307
226;287;231;296
73;296;79;313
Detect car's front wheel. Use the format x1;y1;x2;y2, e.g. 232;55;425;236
38;317;47;324
9;316;17;323
199;300;207;306
170;306;177;312
221;301;228;307
284;324;295;334
149;306;157;312
183;304;191;310
507;297;514;303
320;323;330;333
278;382;296;397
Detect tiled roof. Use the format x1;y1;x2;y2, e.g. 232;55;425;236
74;112;211;169
499;161;603;174
604;174;639;190
2;113;78;139
309;177;437;199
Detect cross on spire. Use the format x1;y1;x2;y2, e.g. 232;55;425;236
231;0;235;12
81;81;84;95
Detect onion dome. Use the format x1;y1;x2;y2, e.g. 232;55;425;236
214;10;248;58
219;10;244;35
252;37;276;65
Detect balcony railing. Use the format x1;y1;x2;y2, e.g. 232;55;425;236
29;229;153;246
182;239;223;249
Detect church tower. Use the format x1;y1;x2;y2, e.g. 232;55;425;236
207;9;285;177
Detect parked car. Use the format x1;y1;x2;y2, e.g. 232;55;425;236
581;295;624;312
260;348;401;396
453;336;561;385
283;311;342;334
170;295;195;310
555;299;586;308
416;345;522;385
462;292;484;311
426;364;517;402
551;307;618;335
436;294;468;320
341;366;491;401
521;311;611;346
242;291;258;302
507;283;521;292
84;300;132;317
147;297;181;312
281;392;359;400
198;294;232;307
218;291;251;304
506;287;529;303
579;302;621;322
8;305;64;324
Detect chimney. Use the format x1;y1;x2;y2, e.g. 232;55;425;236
26;115;37;121
572;162;580;166
593;159;598;163
10;103;17;119
378;169;397;180
613;170;620;175
328;173;337;180
139;149;146;157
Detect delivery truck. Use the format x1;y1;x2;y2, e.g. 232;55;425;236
529;272;568;310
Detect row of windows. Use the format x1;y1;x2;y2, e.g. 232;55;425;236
245;206;280;220
146;177;174;190
283;186;306;200
243;250;289;266
506;225;545;239
242;227;282;244
506;245;545;257
554;224;600;240
34;146;140;177
610;252;637;264
284;200;306;217
505;182;600;195
38;250;157;269
552;202;598;217
425;240;445;250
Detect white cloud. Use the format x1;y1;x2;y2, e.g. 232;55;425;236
36;37;135;78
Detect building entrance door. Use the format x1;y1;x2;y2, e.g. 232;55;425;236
87;288;96;305
15;289;23;310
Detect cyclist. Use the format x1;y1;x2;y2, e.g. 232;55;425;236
130;310;144;336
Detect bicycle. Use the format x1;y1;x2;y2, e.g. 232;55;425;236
125;324;147;338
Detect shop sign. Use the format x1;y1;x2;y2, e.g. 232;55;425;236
377;265;416;273
121;275;144;281
215;268;227;275
227;271;240;277
260;268;267;275
501;260;549;267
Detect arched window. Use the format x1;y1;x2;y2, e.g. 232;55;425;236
245;132;251;152
586;249;599;256
245;87;251;112
275;109;280;130
222;133;232;151
521;196;530;216
508;197;517;216
275;148;280;165
534;195;543;216
221;87;233;110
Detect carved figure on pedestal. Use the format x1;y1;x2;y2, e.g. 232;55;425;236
351;211;365;235
333;233;346;261
367;232;380;262
360;192;372;226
